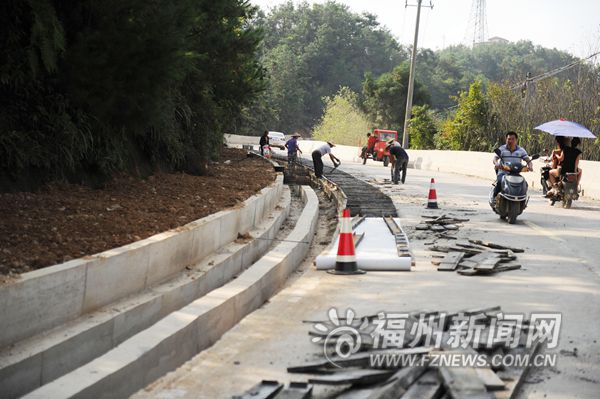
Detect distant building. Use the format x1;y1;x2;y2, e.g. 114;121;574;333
487;36;509;44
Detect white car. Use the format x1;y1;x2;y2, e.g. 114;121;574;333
267;131;286;150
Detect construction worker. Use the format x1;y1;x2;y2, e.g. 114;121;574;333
386;139;409;184
259;131;269;156
361;132;377;160
312;142;340;178
285;133;302;165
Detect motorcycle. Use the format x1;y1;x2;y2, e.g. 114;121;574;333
539;150;580;208
548;173;579;209
489;149;539;224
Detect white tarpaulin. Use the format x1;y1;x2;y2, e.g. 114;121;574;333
316;217;411;271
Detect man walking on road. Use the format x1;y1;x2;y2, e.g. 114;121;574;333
312;142;340;178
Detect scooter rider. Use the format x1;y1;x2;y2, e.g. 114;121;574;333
492;131;533;205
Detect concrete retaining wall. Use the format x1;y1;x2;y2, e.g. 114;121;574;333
297;140;600;200
0;175;284;350
0;188;292;399
25;186;319;399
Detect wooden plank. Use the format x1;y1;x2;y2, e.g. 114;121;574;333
494;340;541;399
473;255;502;271
468;239;525;253
457;268;479;276
462;305;502;315
275;382;313;399
353;232;365;248
471;263;522;276
361;365;429;399
438;366;493;399
352;215;367;229
383;216;401;235
308;369;394;386
475;368;506;391
438;251;465;271
459;346;506;391
400;370;443;399
288;347;433;373
234;380;283;399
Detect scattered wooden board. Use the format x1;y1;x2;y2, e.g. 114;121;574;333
437;251;465;271
439;365;493;399
308;369;394;386
468;239;525;253
400;370;444;399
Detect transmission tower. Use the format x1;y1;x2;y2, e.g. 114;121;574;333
466;0;488;46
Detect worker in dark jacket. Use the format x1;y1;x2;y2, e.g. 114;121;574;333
386;139;409;184
259;131;269;156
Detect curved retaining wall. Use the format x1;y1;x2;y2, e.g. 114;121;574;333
0;175;284;350
0;187;291;399
25;186;319;399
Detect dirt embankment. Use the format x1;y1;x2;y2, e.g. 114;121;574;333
0;149;276;277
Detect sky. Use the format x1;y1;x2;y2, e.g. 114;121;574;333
251;0;600;59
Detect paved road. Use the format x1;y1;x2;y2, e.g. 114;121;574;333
135;159;600;399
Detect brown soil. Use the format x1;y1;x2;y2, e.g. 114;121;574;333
0;149;276;278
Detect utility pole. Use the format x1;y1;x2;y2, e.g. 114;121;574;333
402;0;433;148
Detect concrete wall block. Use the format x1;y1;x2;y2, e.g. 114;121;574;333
82;241;150;314
253;195;266;228
41;318;114;385
145;229;196;287
143;323;197;387
232;280;266;319
112;295;163;345
191;214;222;263
195;295;237;350
217;209;240;249
0;261;87;349
79;354;148;399
239;196;257;234
216;247;245;285
0;352;42;399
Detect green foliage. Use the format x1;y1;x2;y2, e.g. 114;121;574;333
436;80;492;151
0;0;265;187
487;64;600;161
408;105;437;149
361;63;430;133
415;41;578;109
312;87;371;146
236;0;406;134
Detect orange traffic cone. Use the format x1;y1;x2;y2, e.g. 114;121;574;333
426;178;439;209
328;208;365;275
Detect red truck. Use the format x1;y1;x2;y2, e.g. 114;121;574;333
360;129;399;166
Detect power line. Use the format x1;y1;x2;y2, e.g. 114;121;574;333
430;50;600;116
511;50;600;90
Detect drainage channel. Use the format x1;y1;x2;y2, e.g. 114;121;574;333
282;157;397;217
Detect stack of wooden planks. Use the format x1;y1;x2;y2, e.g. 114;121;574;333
431;240;524;276
416;214;470;240
234;306;542;399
